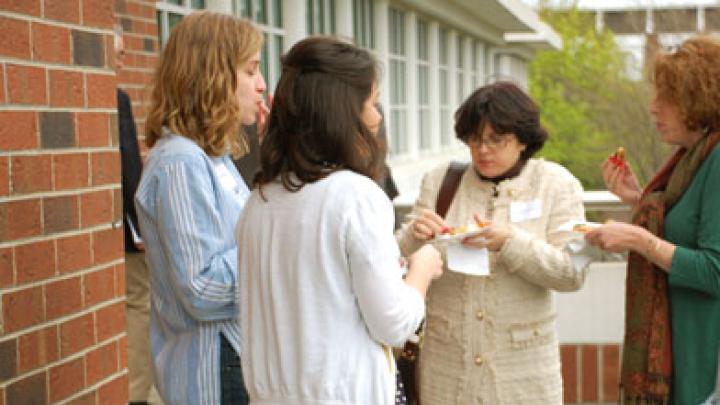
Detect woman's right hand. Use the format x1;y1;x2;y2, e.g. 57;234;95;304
405;244;443;297
410;208;448;241
601;158;642;206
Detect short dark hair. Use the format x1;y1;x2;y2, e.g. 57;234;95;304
454;81;547;160
255;36;382;193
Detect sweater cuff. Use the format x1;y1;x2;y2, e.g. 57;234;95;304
668;246;695;288
498;228;535;273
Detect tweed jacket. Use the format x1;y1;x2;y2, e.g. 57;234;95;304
397;159;588;405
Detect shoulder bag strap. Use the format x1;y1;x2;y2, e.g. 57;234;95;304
435;161;469;219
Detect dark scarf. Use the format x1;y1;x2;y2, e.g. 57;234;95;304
475;158;527;184
621;130;720;404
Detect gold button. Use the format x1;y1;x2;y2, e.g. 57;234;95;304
474;355;483;365
533;329;540;337
476;311;484;320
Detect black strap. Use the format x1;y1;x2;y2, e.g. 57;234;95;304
435;162;469;218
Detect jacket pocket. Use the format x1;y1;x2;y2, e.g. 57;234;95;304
509;314;556;350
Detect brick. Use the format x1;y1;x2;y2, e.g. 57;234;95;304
115;0;126;13
80;190;113;227
11;154;52;194
581;345;599;402
66;391;96;405
0;0;41;16
6;64;46;105
0;247;13;287
91;152;120;186
109;113;119;147
17;326;59;373
118;334;127;370
57;233;92;273
95;302;125;342
0;63;5;103
15;239;55;284
0;111;38;151
561;344;578;404
93;227;123;265
143;38;155;53
82;0;115;29
114;262;125;298
60;313;95;356
1;199;42;241
112;188;122;224
84;267;115;308
44;0;81;24
97;374;127;405
77;113;110;147
87;73;117;108
6;371;46;405
44;195;80;234
0;158;8;196
72;30;105;68
49;70;84;107
602;344;621;401
120;17;131;32
40;111;76;149
0;18;30;59
32;23;71;64
0;338;17;382
53;153;89;190
85;340;117;385
2;286;44;333
49;357;85;402
46;276;82;320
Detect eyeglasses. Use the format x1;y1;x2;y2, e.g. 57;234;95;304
466;133;512;151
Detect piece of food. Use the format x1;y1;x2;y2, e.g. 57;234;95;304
609;146;627;168
474;218;492;228
572;224;591;233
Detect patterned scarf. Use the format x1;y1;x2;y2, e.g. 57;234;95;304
621;131;720;404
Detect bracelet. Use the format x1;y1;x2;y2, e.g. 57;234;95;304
645;235;662;257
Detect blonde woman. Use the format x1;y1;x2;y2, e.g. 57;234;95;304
134;12;266;405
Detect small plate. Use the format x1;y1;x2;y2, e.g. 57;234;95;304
433;225;488;244
558;220;602;236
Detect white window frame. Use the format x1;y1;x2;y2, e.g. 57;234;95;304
307;0;336;35
352;0;374;49
156;1;203;46
438;26;452;147
416;17;432;152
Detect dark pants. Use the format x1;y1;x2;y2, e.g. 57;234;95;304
220;334;249;405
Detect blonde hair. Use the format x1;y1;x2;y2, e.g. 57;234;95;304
146;11;263;157
653;35;720;132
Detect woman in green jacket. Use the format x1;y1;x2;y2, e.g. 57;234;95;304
586;35;720;404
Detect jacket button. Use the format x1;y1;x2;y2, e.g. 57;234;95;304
533;329;540;337
476;311;484;320
474;355;483;365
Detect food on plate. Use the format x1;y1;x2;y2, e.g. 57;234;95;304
572;223;592;233
440;220;491;236
608;146;627;168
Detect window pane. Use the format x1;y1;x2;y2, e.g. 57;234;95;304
457;73;464;103
439;69;448;104
169;13;183;31
191;0;205;9
166;0;182;5
417;19;428;61
419;109;431;149
457;36;464;68
237;0;252;17
440;109;452;145
389;8;405;55
271;35;283;91
418;65;429;104
472;41;479;70
390;60;406;104
390;109;407;154
439;28;448;65
273;0;282;27
261;34;269;89
329;0;336;33
256;0;267;24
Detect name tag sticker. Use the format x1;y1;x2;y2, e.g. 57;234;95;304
510;199;542;223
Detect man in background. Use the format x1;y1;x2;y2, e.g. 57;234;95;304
115;25;158;405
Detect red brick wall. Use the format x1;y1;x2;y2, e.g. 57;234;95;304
561;344;622;404
0;0;158;404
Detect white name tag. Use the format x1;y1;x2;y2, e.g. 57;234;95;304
510;199;542;223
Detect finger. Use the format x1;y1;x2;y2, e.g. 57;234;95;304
267;93;274;107
414;222;434;240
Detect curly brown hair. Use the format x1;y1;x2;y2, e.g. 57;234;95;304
145;11;263;157
652;35;720;132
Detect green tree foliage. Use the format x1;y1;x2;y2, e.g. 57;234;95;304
530;6;669;189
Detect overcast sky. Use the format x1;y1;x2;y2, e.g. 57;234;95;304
522;0;720;10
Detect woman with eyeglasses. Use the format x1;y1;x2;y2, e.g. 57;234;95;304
396;81;587;404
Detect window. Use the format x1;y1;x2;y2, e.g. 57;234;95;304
156;0;206;47
417;18;431;150
438;27;452;146
388;7;407;155
234;0;285;93
307;0;336;35
471;40;481;89
352;0;374;49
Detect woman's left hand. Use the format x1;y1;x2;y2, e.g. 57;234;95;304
462;214;512;252
584;222;645;253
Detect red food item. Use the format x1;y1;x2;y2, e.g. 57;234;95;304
608;146;627;168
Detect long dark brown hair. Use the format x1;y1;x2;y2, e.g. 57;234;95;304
255;36;383;194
